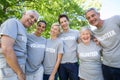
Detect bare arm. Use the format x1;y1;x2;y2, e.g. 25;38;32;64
49;53;63;80
1;35;25;80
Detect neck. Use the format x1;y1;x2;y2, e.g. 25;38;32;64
97;20;104;29
51;35;57;40
83;41;90;45
63;28;69;32
20;19;26;28
34;32;41;37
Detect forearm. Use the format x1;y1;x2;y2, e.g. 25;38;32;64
1;36;25;80
51;54;62;76
2;44;25;80
4;48;23;75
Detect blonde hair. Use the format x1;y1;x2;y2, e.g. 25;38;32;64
51;22;61;32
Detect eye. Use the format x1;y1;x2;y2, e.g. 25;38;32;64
30;15;34;18
60;21;63;24
34;19;37;22
87;17;90;20
64;20;67;22
30;15;37;22
38;24;41;27
41;26;45;29
91;14;95;17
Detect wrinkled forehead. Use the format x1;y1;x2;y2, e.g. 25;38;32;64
25;10;39;20
85;8;98;14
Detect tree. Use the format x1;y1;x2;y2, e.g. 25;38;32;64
0;0;25;24
0;0;101;38
23;0;87;38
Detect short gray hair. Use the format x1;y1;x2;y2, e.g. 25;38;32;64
25;10;39;20
85;8;98;15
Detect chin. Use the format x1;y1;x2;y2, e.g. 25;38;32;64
90;22;97;26
91;23;96;26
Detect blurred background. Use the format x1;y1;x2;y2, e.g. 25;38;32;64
0;0;119;38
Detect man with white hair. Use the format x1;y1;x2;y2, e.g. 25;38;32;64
0;10;39;80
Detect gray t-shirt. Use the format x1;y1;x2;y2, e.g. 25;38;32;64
92;15;120;68
26;33;46;75
77;40;103;80
43;38;63;74
0;18;27;65
59;29;79;63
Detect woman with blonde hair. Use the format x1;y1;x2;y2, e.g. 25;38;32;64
43;23;63;80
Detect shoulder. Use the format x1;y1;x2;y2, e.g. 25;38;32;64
104;15;120;25
41;36;46;41
1;18;18;28
107;15;120;21
70;29;79;32
27;33;34;41
111;15;120;19
5;18;17;24
69;29;79;35
27;33;33;37
90;40;101;49
57;38;63;43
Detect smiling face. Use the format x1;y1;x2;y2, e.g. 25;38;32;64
80;29;91;44
59;17;69;32
85;10;101;27
36;22;46;34
50;23;60;37
21;10;39;28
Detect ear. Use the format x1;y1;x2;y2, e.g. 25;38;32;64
23;12;26;16
98;12;100;17
77;37;81;43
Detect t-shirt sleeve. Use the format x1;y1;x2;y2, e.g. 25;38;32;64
58;39;64;54
76;30;80;43
0;19;18;39
112;15;120;27
77;44;79;54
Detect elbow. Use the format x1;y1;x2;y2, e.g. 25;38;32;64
2;46;12;57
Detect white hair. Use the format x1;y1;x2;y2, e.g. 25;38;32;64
25;10;39;20
80;25;92;34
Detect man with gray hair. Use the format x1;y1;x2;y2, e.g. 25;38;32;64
85;7;120;80
0;10;39;80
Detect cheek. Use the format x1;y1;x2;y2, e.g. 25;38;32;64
24;23;31;28
57;31;60;35
80;36;83;40
42;28;45;31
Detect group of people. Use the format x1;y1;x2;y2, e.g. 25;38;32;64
0;7;120;80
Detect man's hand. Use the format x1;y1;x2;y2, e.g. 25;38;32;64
17;72;26;80
93;38;100;45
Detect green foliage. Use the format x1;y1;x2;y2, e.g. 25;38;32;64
24;0;87;38
0;0;25;24
0;0;101;38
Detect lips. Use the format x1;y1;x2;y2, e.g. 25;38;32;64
28;19;34;26
83;38;89;40
51;31;55;34
90;19;98;26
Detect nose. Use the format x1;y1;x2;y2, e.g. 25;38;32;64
89;17;94;21
31;18;37;24
63;21;66;24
